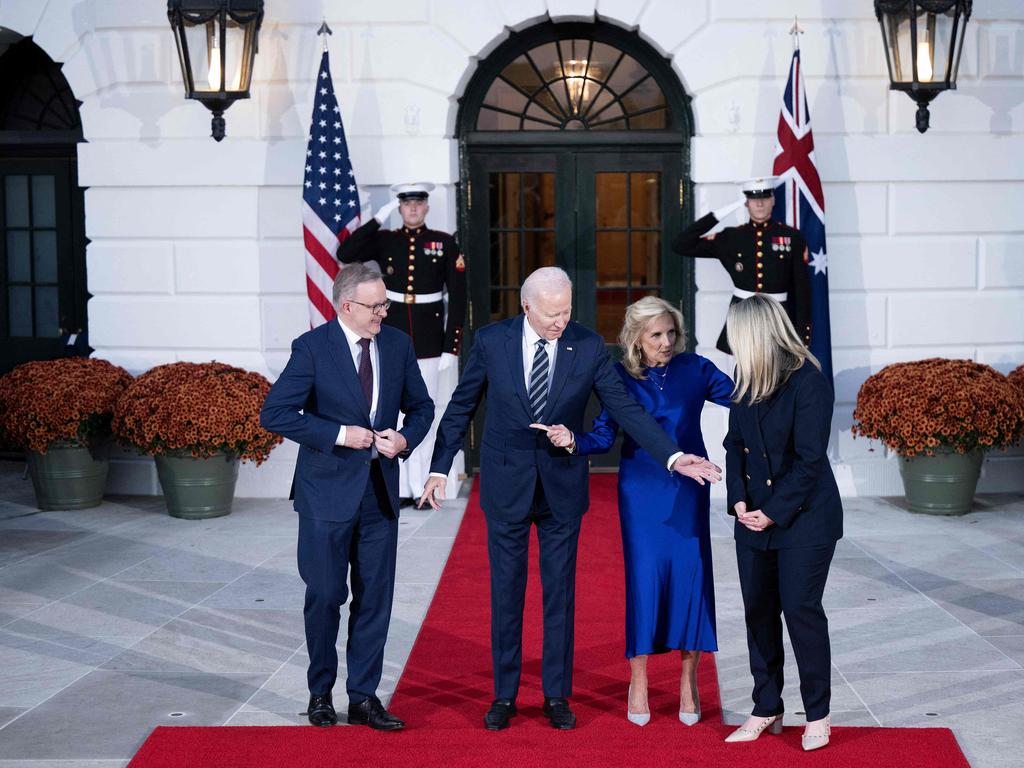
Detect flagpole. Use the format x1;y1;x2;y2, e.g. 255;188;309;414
790;15;803;51
318;18;332;53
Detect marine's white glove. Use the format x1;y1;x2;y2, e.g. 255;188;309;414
438;352;458;372
712;196;747;222
374;197;401;225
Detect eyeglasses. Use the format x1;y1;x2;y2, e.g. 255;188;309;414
348;298;391;315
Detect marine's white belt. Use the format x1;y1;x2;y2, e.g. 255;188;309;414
733;289;788;301
386;289;444;304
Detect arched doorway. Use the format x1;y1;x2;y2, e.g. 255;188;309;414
457;21;694;468
0;34;87;375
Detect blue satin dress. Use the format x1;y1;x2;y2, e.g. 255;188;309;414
575;353;733;658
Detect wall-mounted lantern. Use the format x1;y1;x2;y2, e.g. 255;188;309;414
167;0;264;141
874;0;972;133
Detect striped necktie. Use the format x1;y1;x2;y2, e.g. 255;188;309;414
528;338;549;421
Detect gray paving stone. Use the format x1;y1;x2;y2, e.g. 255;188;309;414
0;670;265;760
921;578;1024;637
198;568;305;611
0;705;26;728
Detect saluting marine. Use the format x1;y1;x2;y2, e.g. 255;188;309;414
337;182;467;503
673;177;811;355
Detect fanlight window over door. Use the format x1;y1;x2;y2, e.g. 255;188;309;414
477;38;669;131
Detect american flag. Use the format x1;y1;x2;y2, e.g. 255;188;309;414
772;48;833;384
302;51;360;328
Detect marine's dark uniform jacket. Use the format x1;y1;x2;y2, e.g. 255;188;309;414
337;218;467;360
673;213;811;354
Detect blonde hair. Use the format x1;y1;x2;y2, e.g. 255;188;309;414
726;295;819;404
619;296;687;380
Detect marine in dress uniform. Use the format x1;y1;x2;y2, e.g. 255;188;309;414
672;177;811;355
337;182;467;502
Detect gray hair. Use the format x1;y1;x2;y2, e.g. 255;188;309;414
619;296;687;380
333;261;382;306
520;266;572;306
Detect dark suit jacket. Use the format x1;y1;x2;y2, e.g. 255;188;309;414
723;361;842;549
260;321;434;521
430;315;681;522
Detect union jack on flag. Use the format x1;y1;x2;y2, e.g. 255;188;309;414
302;51;361;328
772;48;833;384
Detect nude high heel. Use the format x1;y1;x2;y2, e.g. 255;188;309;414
626;684;650;727
802;715;831;751
724;714;783;743
679;689;700;726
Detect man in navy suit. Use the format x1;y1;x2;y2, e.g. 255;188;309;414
261;262;433;731
420;267;710;731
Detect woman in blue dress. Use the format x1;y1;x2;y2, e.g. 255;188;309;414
543;296;733;726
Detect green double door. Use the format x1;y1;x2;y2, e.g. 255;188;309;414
464;148;690;469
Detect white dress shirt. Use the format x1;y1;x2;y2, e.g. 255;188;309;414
335;318;380;447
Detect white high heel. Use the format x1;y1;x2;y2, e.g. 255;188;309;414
724;714;783;743
802;715;831;751
679;689;700;726
626;684;650;727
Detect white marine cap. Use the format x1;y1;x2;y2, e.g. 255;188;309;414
739;176;779;199
390;181;435;200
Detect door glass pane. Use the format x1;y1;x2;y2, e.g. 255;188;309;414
490;174;520;228
523;173;555;228
33;230;58;283
491;231;520;288
523;230;555;275
606;54;646;95
490;288;520;324
478;108;520;131
5;176;29;227
502;55;544;95
483;79;529;114
8;286;32;336
34;286;59;337
629;109;668;130
7;231;31;282
630;232;660;285
630;172;660;227
596;231;628;285
596;288;629;343
595;173;627;228
31;176;56;227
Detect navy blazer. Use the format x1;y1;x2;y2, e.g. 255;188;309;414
260;321;434;521
723;361;842;549
430;315;681;522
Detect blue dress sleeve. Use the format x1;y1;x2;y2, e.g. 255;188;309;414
702;356;735;408
573;407;619;456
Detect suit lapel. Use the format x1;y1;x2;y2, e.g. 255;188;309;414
373;330;398;430
505;316;532;418
543;324;578;422
325;319;371;426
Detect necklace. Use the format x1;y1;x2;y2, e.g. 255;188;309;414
646;365;669;391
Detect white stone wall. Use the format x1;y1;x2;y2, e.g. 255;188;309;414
2;0;1022;497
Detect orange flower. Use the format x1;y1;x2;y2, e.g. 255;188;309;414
112;362;282;465
0;358;133;453
852;358;1024;457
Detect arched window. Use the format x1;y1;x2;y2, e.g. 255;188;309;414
476;37;669;131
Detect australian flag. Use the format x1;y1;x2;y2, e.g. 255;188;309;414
772;48;833;384
302;51;361;328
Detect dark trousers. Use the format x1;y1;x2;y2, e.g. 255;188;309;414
735;540;836;721
485;481;582;701
297;461;397;704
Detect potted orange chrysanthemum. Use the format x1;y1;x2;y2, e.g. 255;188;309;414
853;358;1024;514
0;358;133;509
113;362;281;519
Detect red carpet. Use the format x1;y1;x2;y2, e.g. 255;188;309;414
129;475;970;767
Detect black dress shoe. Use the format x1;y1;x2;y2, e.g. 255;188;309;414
399;496;415;509
543;697;576;730
484;698;517;730
348;696;405;731
307;693;337;727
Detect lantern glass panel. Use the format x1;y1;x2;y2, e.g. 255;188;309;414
882;9;914;84
182;17;252;94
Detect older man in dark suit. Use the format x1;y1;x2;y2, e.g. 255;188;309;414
261;262;433;731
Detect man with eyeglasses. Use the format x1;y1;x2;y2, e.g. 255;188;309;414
338;182;466;507
261;261;434;732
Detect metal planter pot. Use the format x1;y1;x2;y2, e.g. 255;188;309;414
155;451;239;520
899;448;984;515
27;442;109;510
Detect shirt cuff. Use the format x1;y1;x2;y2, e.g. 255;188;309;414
335;426;347;446
428;472;447;479
666;451;684;471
